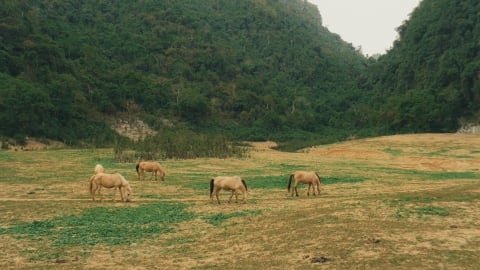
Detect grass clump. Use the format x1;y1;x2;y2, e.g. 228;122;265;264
0;202;194;247
204;210;262;226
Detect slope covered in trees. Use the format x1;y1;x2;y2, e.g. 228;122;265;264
0;0;367;146
366;0;480;134
1;0;479;148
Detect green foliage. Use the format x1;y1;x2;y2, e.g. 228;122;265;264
0;202;195;246
1;0;478;146
367;0;480;133
114;129;249;160
0;0;368;146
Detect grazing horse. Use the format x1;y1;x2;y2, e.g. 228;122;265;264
94;164;105;175
136;161;166;181
288;171;321;197
210;176;248;204
89;173;132;202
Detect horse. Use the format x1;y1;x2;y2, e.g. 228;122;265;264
94;164;105;175
287;171;321;197
210;176;248;204
136;161;166;181
89;173;132;202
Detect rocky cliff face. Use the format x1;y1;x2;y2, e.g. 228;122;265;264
457;124;480;134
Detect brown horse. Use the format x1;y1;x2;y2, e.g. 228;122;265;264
136;161;166;181
287;171;321;197
94;164;105;174
89;173;132;202
210;176;248;204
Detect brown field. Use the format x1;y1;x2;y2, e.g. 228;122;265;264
1;133;479;269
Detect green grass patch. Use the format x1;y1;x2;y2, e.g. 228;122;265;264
0;152;15;161
375;167;478;180
426;171;478;180
204;210;262;226
0;202;195;247
415;206;449;217
322;176;364;184
392;203;450;219
248;175;286;189
383;147;403;156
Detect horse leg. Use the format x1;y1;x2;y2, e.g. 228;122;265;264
119;187;125;202
215;188;221;204
112;187;116;202
91;183;96;201
307;183;312;196
228;191;235;203
294;184;299;197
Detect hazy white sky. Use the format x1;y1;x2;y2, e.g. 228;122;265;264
309;0;422;56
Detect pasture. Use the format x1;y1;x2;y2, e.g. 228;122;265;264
0;134;479;269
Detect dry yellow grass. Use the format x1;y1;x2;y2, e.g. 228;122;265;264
0;133;479;269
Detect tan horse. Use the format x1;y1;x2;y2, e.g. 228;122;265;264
89;173;132;202
210;176;248;204
288;171;321;197
94;164;105;174
136;161;166;181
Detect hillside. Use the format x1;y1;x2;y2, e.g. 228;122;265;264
1;0;479;148
0;0;367;146
365;0;480;134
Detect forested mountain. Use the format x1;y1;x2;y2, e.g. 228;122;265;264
0;0;479;148
366;0;480;133
0;0;367;146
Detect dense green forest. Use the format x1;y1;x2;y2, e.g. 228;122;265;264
0;0;479;149
366;0;480;133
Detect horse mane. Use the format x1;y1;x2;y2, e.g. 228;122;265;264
287;174;294;192
314;172;321;183
241;179;248;191
209;178;215;198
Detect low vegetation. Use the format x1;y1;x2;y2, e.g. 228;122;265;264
1;134;479;269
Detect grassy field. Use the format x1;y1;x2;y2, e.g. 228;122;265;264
1;134;479;269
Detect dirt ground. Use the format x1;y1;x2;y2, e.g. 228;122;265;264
1;133;480;269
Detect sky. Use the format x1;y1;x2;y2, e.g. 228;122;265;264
309;0;422;56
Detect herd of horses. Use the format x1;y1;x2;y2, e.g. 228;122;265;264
88;161;322;204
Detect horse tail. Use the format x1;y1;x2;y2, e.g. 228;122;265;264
315;172;321;183
288;174;294;192
241;179;248;191
209;179;215;198
136;163;140;176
